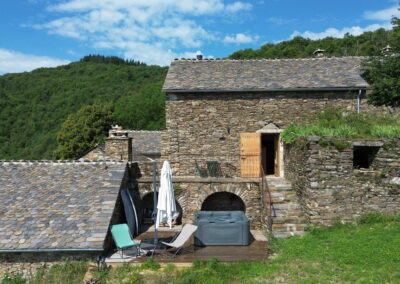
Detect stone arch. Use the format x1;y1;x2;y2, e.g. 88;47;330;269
141;192;183;224
201;192;245;212
175;182;261;228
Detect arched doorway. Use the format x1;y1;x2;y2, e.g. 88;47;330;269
201;192;245;212
141;192;183;224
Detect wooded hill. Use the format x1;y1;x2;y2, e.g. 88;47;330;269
0;27;396;160
0;56;167;159
229;28;395;59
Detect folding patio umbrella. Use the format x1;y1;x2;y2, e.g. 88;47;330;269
155;160;178;229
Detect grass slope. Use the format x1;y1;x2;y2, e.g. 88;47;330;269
0;61;167;159
6;214;399;284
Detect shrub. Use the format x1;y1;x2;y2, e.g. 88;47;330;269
1;272;26;284
139;258;161;271
358;212;400;224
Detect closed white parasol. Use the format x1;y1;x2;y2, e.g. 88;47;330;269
156;161;178;229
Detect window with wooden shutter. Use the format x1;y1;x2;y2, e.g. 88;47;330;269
240;133;261;178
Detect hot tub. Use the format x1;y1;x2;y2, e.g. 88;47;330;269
194;211;250;246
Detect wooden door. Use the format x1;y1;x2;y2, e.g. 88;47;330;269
240;133;261;178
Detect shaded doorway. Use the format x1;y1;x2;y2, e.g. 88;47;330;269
201;192;245;212
261;134;280;176
141;192;182;225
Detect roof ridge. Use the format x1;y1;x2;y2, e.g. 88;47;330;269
126;130;162;133
0;160;126;165
173;56;367;62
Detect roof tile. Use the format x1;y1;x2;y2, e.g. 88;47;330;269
163;57;368;92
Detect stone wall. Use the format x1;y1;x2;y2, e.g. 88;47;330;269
82;145;105;160
137;177;264;229
161;91;383;177
284;137;400;225
0;251;98;280
105;137;132;161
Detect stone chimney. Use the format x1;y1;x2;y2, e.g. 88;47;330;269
313;48;325;57
196;51;203;60
104;125;132;161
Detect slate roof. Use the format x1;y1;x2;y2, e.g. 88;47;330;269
127;131;161;155
0;161;126;251
163;57;369;92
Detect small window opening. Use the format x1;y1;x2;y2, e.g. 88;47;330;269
353;146;379;169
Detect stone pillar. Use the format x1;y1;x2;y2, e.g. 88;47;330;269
104;126;132;161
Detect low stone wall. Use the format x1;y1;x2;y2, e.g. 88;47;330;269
0;251;98;280
285;137;400;225
137;177;264;229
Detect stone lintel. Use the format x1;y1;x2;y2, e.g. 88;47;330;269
352;140;383;147
137;176;260;184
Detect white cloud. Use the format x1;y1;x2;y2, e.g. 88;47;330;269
364;6;400;21
0;49;69;75
266;17;297;25
290;23;393;40
34;0;253;65
223;33;259;44
225;2;252;13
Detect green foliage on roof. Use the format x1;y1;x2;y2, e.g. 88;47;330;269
0;58;167;159
281;107;400;143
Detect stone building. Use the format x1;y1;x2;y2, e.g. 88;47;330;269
82;126;161;162
159;56;398;237
0;161;134;277
285;137;400;226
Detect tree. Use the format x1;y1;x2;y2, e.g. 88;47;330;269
53;103;115;159
363;14;400;108
114;82;165;130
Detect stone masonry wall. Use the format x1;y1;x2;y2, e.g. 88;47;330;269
0;251;98;280
82;145;105;160
137;177;263;229
104;137;132;161
161;91;383;177
284;137;400;225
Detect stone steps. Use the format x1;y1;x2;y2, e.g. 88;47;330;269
265;177;306;238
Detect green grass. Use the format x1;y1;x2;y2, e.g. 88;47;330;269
281;107;400;143
5;214;400;283
172;215;400;283
1;260;87;284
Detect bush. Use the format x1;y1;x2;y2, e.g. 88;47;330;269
358;212;400;225
1;272;26;284
139;258;161;271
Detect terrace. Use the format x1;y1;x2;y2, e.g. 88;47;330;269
105;225;269;264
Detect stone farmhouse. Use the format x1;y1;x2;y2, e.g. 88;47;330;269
160;56;399;236
1;55;399;276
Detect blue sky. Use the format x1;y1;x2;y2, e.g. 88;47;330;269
0;0;398;74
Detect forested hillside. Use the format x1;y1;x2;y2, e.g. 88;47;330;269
0;26;397;160
0;56;167;159
229;28;395;59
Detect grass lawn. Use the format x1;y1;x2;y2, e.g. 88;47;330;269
3;213;400;284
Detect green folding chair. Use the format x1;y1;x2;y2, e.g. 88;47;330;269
110;224;141;259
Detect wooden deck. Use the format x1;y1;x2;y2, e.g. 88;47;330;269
106;227;269;264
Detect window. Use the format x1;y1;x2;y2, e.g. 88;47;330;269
353;146;379;169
